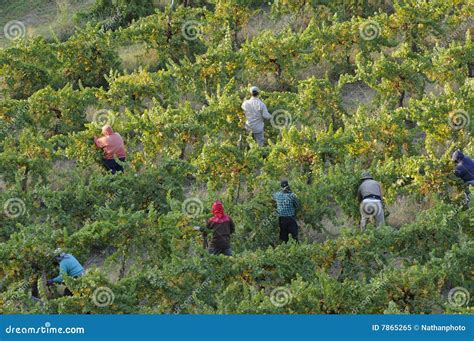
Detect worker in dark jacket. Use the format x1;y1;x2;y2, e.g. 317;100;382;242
194;201;235;256
357;171;385;229
273;180;300;242
47;248;84;296
452;150;474;207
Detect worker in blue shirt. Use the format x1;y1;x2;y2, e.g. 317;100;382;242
47;248;84;296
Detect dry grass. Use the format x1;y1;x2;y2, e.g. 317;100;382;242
386;195;436;228
118;43;160;71
0;0;96;47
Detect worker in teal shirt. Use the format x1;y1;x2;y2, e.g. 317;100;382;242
47;248;84;295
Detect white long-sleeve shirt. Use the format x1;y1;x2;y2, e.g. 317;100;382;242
241;97;272;133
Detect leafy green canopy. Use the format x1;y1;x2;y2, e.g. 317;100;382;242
0;0;472;314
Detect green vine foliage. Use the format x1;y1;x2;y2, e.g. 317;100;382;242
0;0;472;314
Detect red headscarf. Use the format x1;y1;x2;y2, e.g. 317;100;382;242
208;200;230;224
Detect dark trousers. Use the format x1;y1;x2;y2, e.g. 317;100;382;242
61;274;83;296
279;216;298;242
103;157;125;174
209;248;232;256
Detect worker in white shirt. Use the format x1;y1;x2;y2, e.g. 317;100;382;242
241;86;272;147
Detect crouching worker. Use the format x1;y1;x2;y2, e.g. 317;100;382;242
194;200;235;256
452;150;474;208
357;171;385;229
47;248;84;296
94;125;126;174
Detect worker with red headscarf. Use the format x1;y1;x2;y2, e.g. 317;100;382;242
94;125;126;174
194;200;235;256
